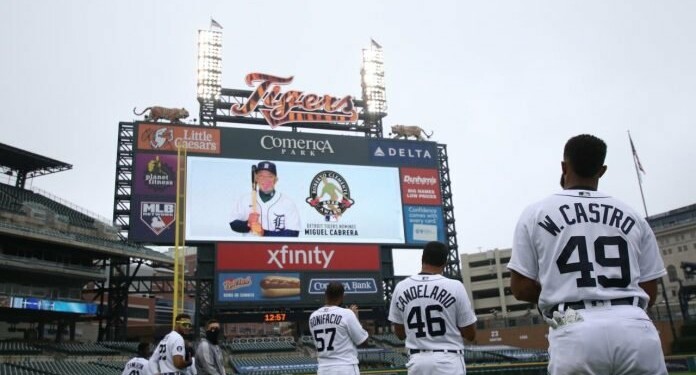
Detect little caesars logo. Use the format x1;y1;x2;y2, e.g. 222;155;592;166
140;202;175;235
306;171;354;221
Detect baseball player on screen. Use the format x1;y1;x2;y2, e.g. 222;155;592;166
309;282;369;375
508;134;667;374
229;161;300;237
388;241;477;375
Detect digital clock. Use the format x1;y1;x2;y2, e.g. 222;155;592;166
263;313;287;322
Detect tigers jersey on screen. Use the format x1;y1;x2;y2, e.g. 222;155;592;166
508;189;667;315
309;305;368;366
148;330;186;374
231;191;301;233
388;274;476;350
121;357;152;375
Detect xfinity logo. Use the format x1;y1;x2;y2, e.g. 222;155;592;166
267;245;335;269
260;135;335;156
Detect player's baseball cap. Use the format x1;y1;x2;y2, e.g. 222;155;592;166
256;161;277;176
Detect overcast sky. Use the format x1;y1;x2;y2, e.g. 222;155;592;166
2;1;695;262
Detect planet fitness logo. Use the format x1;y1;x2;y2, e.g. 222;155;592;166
305;171;354;221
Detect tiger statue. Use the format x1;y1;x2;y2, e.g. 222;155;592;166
390;125;433;141
133;106;189;123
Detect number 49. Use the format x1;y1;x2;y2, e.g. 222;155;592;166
556;235;631;288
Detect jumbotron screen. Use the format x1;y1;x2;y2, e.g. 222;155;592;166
129;123;445;245
128;122;446;308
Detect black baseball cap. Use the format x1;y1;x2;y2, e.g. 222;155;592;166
256;161;277;176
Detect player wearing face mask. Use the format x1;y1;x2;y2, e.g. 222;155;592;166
195;319;227;375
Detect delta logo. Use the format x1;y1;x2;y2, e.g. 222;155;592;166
369;139;438;167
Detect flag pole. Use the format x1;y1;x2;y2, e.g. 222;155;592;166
628;130;677;341
628;130;649;217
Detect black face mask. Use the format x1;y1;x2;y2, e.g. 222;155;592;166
206;329;220;344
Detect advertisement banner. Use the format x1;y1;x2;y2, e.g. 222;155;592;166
186;157;405;244
136;123;221;154
368;139;439;168
403;205;445;244
218;272;301;303
304;272;383;305
218;127;371;165
133;154;178;195
129;197;176;243
215;271;383;306
400;167;442;205
216;243;381;271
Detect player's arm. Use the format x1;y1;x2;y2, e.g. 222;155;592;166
173;353;188;369
264;229;299;237
229;220;251;233
172;341;193;369
509;270;541;304
392;323;406;341
639;279;659;307
459;323;476;343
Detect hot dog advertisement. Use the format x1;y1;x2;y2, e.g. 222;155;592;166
216;272;383;306
218;273;301;302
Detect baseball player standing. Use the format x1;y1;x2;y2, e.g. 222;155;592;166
149;313;195;375
122;342;153;375
309;282;369;375
229;161;301;237
388;241;477;375
508;134;667;375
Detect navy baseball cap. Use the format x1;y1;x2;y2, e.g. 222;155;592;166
256;161;277;176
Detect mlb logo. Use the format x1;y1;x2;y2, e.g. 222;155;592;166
140;202;176;235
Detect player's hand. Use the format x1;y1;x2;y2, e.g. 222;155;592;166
184;343;194;365
250;222;264;236
247;212;260;226
349;304;359;318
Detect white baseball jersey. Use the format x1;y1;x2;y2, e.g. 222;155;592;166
388;274;476;350
231;191;301;233
149;330;187;374
508;189;667;315
309;305;369;366
122;357;152;375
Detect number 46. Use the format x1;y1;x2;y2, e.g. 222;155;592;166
556;236;631;288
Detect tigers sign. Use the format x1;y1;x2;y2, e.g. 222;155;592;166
231;73;359;128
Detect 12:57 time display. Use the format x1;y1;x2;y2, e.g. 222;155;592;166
263;313;287;322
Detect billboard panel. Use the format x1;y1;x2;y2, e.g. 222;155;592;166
215;243;383;307
137;123;221;154
216;271;383;306
216;243;380;271
133;154;178;195
129;123;445;246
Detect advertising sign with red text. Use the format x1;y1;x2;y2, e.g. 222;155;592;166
216;243;380;271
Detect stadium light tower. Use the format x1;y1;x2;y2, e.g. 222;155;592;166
361;39;387;120
197;22;223;126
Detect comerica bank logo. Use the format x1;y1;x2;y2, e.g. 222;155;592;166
260;135;334;157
